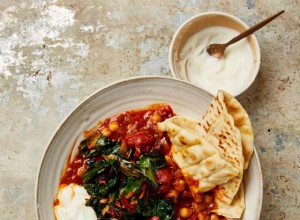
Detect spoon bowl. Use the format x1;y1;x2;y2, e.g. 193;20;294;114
169;11;261;96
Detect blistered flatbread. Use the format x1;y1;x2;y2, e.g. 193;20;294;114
158;116;239;194
200;90;254;169
158;116;204;150
197;90;252;205
204;111;244;205
158;116;211;168
182;153;239;193
172;139;217;169
212;183;245;218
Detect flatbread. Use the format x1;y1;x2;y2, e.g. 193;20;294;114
158;116;204;150
204;111;244;205
182;152;240;193
158;116;240;195
212;183;245;218
200;90;254;169
197;90;253;205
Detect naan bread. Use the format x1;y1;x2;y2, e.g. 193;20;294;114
212;183;245;218
158;116;239;194
198;90;253;205
157;116;211;168
172;141;217;169
204;111;244;205
158;116;204;149
200;90;254;169
182;153;239;193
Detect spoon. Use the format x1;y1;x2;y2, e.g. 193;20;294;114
206;10;285;59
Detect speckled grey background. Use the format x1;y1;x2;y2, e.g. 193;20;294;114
0;0;299;219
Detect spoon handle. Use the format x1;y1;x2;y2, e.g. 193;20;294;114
226;10;285;46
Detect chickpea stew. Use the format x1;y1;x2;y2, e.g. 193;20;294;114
54;104;230;220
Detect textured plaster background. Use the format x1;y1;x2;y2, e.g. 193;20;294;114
0;0;299;219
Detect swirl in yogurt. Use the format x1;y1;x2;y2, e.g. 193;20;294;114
175;26;254;96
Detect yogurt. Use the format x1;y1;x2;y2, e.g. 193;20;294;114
175;26;254;96
54;184;97;220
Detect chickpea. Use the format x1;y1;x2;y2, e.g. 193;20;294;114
150;114;162;124
179;207;193;218
109;121;119;132
210;214;220;220
173;179;185;193
193;191;204;203
204;194;214;204
99;198;108;204
193;202;206;213
198;213;210;220
165;189;178;202
101;128;111;137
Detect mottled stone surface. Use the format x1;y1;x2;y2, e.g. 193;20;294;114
0;1;299;219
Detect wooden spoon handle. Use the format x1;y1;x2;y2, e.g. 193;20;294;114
226;10;285;46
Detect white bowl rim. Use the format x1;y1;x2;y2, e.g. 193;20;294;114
168;11;261;97
35;75;263;219
252;147;263;220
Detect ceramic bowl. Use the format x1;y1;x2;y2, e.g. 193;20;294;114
169;11;261;96
36;76;262;219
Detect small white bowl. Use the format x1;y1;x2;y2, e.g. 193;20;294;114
36;76;262;220
169;11;261;96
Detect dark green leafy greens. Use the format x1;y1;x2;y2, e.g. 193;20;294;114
121;199;174;220
83;183;109;197
78;134;121;157
118;157;144;178
139;153;166;188
120;176;143;197
82;158;120;217
93;134;121;155
155;199;174;220
81;160;110;183
79;134;174;220
78;138;90;156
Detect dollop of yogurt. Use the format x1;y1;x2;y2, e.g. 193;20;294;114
175;26;254;96
54;184;97;220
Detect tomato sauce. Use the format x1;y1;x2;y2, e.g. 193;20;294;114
60;157;85;185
